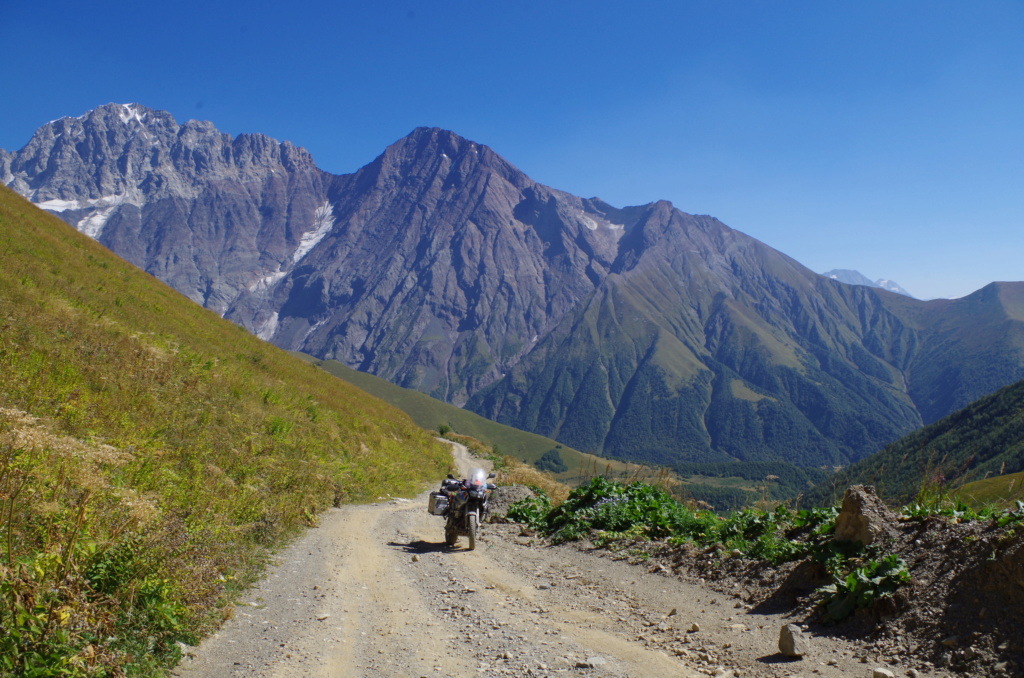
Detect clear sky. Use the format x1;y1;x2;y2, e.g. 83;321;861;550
2;1;1021;299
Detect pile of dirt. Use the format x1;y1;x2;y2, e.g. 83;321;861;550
570;486;1024;677
487;484;536;520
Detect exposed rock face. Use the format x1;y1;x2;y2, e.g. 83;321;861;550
230;128;627;405
834;485;898;545
2;103;328;316
5;104;1024;468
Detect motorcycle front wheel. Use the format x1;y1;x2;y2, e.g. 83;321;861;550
444;515;458;547
467;511;478;551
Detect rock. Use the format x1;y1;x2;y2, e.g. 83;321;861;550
871;669;895;678
778;624;811;657
689;623;700;633
833;485;898;546
411;554;420;562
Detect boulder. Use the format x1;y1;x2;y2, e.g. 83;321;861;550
834;485;897;546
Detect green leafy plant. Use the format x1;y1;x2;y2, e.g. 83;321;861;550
818;553;910;622
506;491;552;529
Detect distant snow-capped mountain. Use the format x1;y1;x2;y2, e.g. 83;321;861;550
823;269;914;298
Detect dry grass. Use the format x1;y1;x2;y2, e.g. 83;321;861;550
494;458;571;505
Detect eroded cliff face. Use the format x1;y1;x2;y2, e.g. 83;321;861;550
6;105;1024;466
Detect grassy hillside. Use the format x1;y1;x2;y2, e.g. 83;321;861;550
958;471;1024;509
0;187;450;676
804;376;1024;506
304;356;652;483
307;357;834;508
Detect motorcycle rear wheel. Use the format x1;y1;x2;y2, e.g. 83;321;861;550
467;512;478;551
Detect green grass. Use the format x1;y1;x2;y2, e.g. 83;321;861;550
0;187;450;676
953;471;1024;509
303;356;651;483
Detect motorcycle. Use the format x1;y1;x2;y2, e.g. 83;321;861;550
428;468;496;550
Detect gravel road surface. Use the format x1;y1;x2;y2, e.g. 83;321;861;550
173;444;936;678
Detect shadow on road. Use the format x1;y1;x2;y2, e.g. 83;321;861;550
756;654;803;665
388;539;449;554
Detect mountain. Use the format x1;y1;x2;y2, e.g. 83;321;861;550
5;104;1024;469
803;375;1024;506
823;269;914;297
1;103;328;317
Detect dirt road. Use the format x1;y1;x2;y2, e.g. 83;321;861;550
174;445;932;678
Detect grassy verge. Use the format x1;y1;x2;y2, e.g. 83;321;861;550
0;188;450;675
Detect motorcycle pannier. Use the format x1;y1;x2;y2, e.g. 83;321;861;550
428;491;449;516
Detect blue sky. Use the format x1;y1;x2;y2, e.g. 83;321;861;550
2;1;1021;299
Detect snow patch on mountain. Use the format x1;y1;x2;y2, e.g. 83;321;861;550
250;270;287;294
118;104;145;125
77;206;115;238
293;201;335;263
35;194;137;213
257;312;280;341
579;211;625;232
823;269;914;298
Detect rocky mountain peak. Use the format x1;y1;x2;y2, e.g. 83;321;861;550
2;104;318;206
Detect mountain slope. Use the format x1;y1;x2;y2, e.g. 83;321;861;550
5;104;1024;469
804;374;1024;505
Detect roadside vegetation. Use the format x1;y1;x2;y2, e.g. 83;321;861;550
0;189;450;676
508;475;1024;624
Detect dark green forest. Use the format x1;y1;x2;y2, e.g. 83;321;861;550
803;377;1024;505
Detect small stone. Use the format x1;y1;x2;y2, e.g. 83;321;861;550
941;636;959;648
316;614;330;621
411;554;420;562
779;623;811;657
871;669;895;678
667;607;678;617
689;623;700;633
